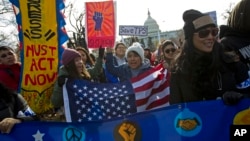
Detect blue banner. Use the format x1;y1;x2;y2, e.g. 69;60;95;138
1;99;250;141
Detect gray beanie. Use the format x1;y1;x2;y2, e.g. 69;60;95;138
125;42;144;61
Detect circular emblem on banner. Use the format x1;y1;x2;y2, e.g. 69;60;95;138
113;120;142;141
233;108;250;125
63;126;86;141
174;108;202;137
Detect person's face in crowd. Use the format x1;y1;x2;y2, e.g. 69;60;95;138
0;49;17;65
77;50;87;64
115;44;126;57
74;57;84;74
193;27;218;53
127;51;142;69
163;45;176;60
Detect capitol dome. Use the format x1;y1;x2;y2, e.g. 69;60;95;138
144;9;160;35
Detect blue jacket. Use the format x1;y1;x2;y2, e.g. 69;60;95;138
105;53;152;82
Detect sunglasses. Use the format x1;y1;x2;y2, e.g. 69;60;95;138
164;48;176;54
194;28;219;38
1;52;14;58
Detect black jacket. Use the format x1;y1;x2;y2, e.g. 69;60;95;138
0;93;39;122
170;42;250;105
220;25;250;66
170;62;238;104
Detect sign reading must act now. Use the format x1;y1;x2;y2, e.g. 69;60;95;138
119;25;148;36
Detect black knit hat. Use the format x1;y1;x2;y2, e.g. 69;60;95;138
183;9;216;39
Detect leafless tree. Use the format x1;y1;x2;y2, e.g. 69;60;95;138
63;1;88;50
221;2;236;21
0;0;18;48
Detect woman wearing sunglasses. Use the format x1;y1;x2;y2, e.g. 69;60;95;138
160;40;179;69
0;46;21;92
170;9;250;105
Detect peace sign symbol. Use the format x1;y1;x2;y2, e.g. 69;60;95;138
64;127;86;141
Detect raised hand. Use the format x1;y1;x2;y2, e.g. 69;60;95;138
0;118;21;134
93;11;103;31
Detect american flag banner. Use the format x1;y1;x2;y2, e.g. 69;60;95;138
131;63;170;112
63;79;137;122
63;63;170;122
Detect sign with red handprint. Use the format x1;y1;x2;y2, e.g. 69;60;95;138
86;1;116;48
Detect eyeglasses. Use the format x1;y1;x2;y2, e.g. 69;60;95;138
194;28;219;38
0;52;14;58
164;48;176;54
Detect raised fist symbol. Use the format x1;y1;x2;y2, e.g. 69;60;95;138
118;123;136;141
93;11;103;31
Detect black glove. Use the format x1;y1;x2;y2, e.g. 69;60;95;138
222;91;244;105
98;46;105;58
58;75;69;87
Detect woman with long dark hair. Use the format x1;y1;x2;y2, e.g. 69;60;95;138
170;9;250;105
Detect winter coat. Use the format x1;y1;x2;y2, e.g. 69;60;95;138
219;25;250;66
105;52;152;82
0;63;21;91
170;64;239;104
104;55;127;83
170;43;250;105
0;93;38;121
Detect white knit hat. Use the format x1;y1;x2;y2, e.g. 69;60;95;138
125;42;144;60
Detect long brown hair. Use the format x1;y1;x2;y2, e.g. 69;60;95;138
75;47;95;67
64;60;91;80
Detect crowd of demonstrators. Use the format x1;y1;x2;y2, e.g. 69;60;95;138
51;47;105;119
0;82;39;134
0;46;21;92
105;42;152;82
169;9;250;105
1;0;250;129
219;0;250;94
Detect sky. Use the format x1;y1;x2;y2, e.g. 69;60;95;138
115;0;241;32
67;0;242;40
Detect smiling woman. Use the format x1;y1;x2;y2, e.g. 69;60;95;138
169;8;250;106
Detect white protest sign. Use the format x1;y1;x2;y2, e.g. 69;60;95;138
119;25;148;36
